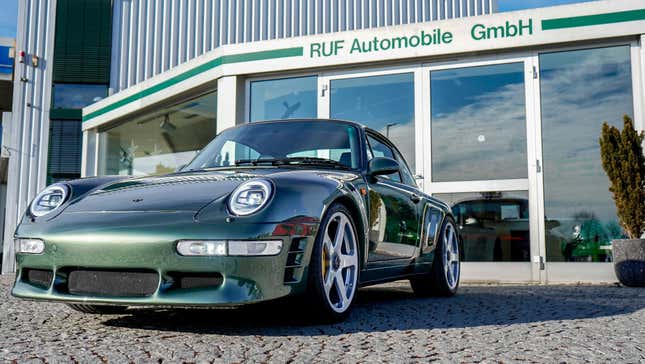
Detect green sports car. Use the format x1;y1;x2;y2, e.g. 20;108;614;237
12;119;461;321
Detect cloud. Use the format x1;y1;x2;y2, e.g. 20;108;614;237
429;46;632;226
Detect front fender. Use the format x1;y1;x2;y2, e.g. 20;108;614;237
18;176;132;227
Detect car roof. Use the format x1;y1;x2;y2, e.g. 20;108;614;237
222;118;369;132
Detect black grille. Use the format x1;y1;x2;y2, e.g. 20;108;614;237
169;272;224;289
23;268;54;288
67;269;159;297
284;238;307;284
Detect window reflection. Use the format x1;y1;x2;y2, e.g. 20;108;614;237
436;191;531;262
98;91;217;176
540;46;633;262
53;83;108;109
330;73;416;172
431;63;527;182
250;76;317;121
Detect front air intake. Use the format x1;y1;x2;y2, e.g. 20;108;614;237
67;269;159;297
22;268;53;289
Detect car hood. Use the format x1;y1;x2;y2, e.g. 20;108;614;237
63;170;259;213
62;167;359;213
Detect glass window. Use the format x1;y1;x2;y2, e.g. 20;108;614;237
53;83;108;109
435;191;531;262
430;63;527;182
249;76;317;121
366;135;402;183
98;91;217;176
330;73;416;172
186;121;360;170
393;147;417;187
47;120;82;183
540;46;633;262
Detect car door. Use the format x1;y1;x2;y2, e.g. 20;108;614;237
365;133;420;262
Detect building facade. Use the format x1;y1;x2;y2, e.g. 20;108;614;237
2;0;494;273
4;0;645;284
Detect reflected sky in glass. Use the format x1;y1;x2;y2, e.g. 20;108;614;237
330;73;416;171
541;46;632;261
53;83;108;109
250;76;317;121
431;63;527;182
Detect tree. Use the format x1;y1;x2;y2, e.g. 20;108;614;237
599;115;645;239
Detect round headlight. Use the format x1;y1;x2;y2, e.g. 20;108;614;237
228;179;273;216
30;184;70;217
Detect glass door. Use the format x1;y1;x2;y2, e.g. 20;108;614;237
423;56;542;282
318;67;422;177
536;44;636;282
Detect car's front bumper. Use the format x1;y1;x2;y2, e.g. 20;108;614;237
12;212;318;306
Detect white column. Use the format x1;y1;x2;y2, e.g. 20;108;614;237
81;129;99;177
632;34;645;130
216;75;245;133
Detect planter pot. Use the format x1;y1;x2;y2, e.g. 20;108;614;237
612;239;645;287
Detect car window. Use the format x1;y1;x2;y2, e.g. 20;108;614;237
210;141;261;167
366;134;402;183
392;148;417;187
186;121;361;170
287;148;354;168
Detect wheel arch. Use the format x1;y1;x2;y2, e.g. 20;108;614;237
320;189;369;270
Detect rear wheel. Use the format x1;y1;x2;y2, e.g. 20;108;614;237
410;217;460;297
306;204;359;322
66;304;128;314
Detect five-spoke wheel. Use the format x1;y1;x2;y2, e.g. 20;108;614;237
307;203;359;321
410;217;461;297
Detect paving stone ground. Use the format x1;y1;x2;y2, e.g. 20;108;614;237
1;274;644;363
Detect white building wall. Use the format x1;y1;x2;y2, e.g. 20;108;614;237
1;0;57;273
110;0;497;93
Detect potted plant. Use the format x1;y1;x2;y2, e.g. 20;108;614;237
599;115;645;287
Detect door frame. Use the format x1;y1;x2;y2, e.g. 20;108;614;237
422;53;543;282
243;38;643;283
318;65;426;183
533;40;642;283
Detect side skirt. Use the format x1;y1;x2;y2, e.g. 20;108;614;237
358;261;432;288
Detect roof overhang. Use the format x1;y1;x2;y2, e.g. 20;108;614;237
82;0;645;131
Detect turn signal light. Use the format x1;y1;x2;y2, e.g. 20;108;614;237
176;240;282;256
15;238;45;254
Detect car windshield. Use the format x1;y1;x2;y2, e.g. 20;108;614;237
184;121;361;170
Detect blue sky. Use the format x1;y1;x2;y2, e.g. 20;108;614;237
0;0;17;38
497;0;595;12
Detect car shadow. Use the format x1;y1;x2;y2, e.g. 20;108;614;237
101;283;645;336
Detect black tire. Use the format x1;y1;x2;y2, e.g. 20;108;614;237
67;304;128;314
306;203;360;322
410;216;460;297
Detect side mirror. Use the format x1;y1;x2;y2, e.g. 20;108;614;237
368;157;400;177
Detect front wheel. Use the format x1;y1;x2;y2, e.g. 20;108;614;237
410;217;460;297
306;203;360;322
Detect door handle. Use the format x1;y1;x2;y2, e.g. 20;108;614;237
410;193;421;203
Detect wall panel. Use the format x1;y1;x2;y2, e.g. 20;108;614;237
110;0;496;93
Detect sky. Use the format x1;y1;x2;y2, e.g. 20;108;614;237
0;0;17;38
497;0;596;11
0;0;600;39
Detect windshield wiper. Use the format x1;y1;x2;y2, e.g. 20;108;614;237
234;157;352;169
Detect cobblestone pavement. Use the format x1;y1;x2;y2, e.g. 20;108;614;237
1;274;644;363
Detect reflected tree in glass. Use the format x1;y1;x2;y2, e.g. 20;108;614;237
540;46;633;262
